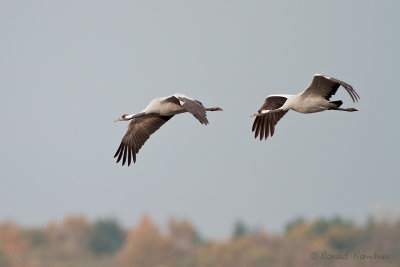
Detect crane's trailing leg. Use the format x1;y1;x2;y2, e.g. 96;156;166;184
336;107;358;112
205;107;223;111
329;100;357;112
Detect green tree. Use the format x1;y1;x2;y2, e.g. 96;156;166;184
232;220;249;239
307;218;330;237
23;228;48;246
88;218;125;255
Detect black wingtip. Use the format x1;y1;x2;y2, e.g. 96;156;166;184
116;145;124;163
122;146;128;166
114;143;123;158
252;116;258;132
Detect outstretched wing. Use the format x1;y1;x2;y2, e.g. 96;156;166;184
251;95;288;140
258;95;288;111
301;74;360;102
114;114;172;166
252;110;288;140
174;95;209;125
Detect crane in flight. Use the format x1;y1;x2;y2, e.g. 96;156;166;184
114;93;222;166
250;74;360;140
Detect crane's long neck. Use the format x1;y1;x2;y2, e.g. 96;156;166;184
125;112;146;120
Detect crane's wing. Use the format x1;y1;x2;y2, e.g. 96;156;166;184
252;111;288;140
174;95;209;125
114;114;172;166
258;95;288;111
301;74;360;102
161;95;182;105
252;95;288;140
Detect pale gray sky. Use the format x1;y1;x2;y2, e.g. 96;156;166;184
1;0;399;238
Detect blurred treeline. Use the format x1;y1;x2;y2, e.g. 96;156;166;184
0;215;399;267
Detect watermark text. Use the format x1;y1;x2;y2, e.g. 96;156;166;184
310;250;389;261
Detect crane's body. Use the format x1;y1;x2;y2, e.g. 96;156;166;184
277;94;337;114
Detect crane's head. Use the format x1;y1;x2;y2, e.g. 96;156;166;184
114;114;128;122
250;109;262;117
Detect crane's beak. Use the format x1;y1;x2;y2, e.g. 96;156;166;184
249;112;259;117
113;117;123;122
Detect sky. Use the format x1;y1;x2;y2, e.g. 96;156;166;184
1;0;399;239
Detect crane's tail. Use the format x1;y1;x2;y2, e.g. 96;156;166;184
330;100;343;108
